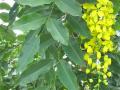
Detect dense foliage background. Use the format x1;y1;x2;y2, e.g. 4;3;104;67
0;0;120;90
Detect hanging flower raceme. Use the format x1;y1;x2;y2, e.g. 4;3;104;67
82;0;116;89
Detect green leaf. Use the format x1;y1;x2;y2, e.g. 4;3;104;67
19;59;53;85
46;18;69;45
55;0;82;16
67;16;91;38
0;12;9;22
18;31;40;72
63;38;85;65
0;2;10;10
12;13;46;32
15;0;53;7
57;60;79;90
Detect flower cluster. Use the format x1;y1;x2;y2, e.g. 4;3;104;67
82;0;116;88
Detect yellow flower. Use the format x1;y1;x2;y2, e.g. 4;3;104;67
100;8;108;14
92;63;96;69
103;80;108;85
96;3;102;8
103;63;109;69
104;56;112;65
98;11;104;17
98;79;101;83
97;0;109;5
88;20;95;25
97;33;102;39
97;64;101;71
108;8;114;13
89;25;95;32
83;3;96;9
84;53;89;61
107;72;112;77
107;1;113;6
82;0;115;86
87;58;93;65
84;43;89;49
93;16;98;23
103;74;107;79
104;55;108;61
89;79;93;83
82;13;87;19
86;68;90;74
90;10;97;17
109;47;114;52
108;58;112;65
102;46;108;53
97;51;101;59
96;25;102;33
103;68;107;73
102;34;110;40
106;19;114;26
87;46;93;54
108;27;115;35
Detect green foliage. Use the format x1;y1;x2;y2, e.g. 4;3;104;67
18;31;40;72
46;18;69;45
67;16;91;38
63;38;84;65
0;0;120;90
0;2;11;10
19;59;54;85
57;60;79;90
0;12;9;22
55;0;82;16
15;0;53;7
13;13;46;32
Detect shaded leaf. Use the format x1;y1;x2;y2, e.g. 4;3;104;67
19;59;53;85
18;31;40;72
67;16;91;38
57;60;79;90
109;54;120;74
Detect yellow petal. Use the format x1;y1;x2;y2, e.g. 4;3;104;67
107;72;112;77
97;51;101;59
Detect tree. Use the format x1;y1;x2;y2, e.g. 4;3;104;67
0;0;120;90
